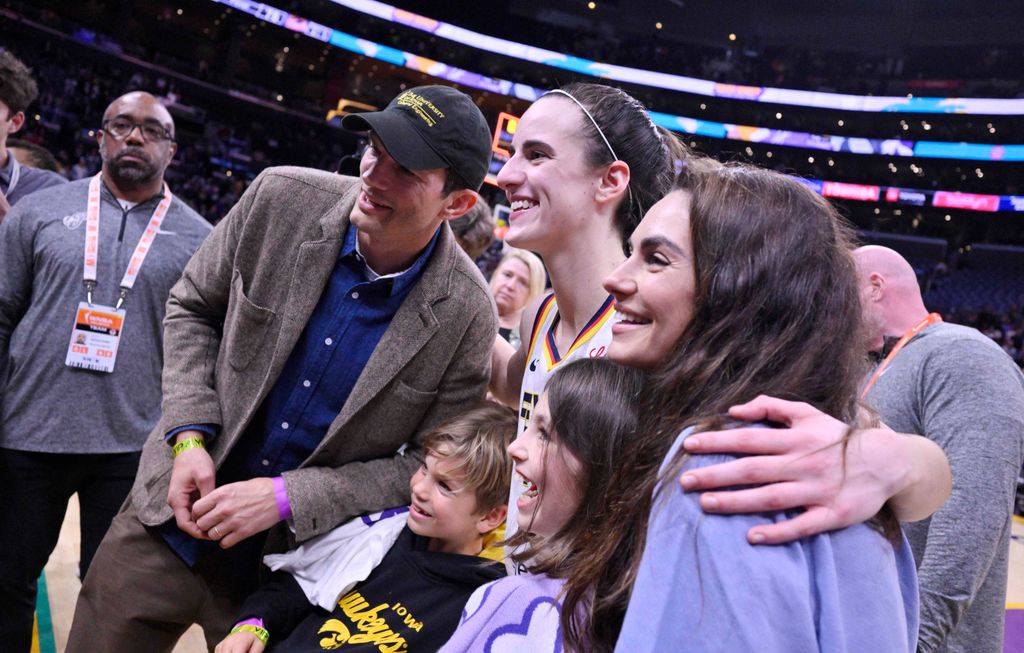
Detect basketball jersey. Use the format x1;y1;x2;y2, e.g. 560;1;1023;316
505;292;617;573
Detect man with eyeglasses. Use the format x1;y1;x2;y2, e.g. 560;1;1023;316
0;90;210;653
0;50;66;224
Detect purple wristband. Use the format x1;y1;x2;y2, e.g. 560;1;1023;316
235;617;265;629
272;476;292;521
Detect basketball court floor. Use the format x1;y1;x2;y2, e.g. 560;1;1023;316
30;496;1024;653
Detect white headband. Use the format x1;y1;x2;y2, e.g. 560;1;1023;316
544;89;619;161
544;88;639;217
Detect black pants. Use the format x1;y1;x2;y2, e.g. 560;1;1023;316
0;448;141;653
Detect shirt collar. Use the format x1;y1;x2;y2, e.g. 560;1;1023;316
340;224;442;297
98;176;168;209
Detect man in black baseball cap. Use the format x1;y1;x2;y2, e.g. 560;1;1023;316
68;84;500;651
342;85;491;190
337;85;492;275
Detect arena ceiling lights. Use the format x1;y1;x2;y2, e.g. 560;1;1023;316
210;0;1024;212
330;0;1024;116
213;0;1023;164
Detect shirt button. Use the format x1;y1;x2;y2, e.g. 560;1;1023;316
303;379;311;388
324;337;333;346
281;422;290;430
262;459;270;467
351;291;359;299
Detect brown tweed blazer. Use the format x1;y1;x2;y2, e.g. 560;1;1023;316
129;166;496;542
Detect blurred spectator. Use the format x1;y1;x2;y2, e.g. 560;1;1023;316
450;194;496;262
490;248;547;350
7;137;59;172
0;49;66;222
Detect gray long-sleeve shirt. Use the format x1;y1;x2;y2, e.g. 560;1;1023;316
866;321;1024;653
0;177;211;453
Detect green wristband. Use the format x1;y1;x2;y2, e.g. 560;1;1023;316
230;624;270;645
172;436;205;457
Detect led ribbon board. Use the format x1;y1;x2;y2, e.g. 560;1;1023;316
212;0;1024;163
501;109;1024;212
330;0;1024;116
796;178;1024;213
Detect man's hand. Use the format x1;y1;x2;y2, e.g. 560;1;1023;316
215;631;265;653
678;395;912;545
193;477;280;549
167;431;216;539
0;190;10;223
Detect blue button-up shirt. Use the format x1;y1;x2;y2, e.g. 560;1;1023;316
162;224;441;565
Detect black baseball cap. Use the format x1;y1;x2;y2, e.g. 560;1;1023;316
342;86;492;191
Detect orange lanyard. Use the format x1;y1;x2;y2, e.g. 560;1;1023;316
861;312;942;399
83;174;172;308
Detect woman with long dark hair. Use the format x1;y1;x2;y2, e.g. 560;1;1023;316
560;161;943;651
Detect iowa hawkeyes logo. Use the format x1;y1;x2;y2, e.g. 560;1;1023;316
317;619;352;650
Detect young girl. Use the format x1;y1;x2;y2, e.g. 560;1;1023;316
441;358;644;651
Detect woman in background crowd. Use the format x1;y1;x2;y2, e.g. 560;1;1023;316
491;249;546;350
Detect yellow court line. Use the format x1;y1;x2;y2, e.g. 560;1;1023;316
1014;514;1024;526
1008;602;1024;610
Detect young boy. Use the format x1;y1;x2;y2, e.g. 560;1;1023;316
215;402;514;653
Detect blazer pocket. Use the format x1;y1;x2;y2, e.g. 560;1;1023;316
393;379;438;404
143;466;172;495
381;380;439;439
226;270;275;371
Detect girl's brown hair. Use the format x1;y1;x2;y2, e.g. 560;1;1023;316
505;358;644;576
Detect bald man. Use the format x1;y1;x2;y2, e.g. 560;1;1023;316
0;91;210;652
855;245;1024;653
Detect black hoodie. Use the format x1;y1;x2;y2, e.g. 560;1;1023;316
236;526;506;652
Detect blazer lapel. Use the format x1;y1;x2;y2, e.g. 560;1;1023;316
263;182;358;392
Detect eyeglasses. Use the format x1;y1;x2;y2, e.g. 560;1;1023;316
102;118;174;142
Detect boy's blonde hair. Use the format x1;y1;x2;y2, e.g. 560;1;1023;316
422;401;516;513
